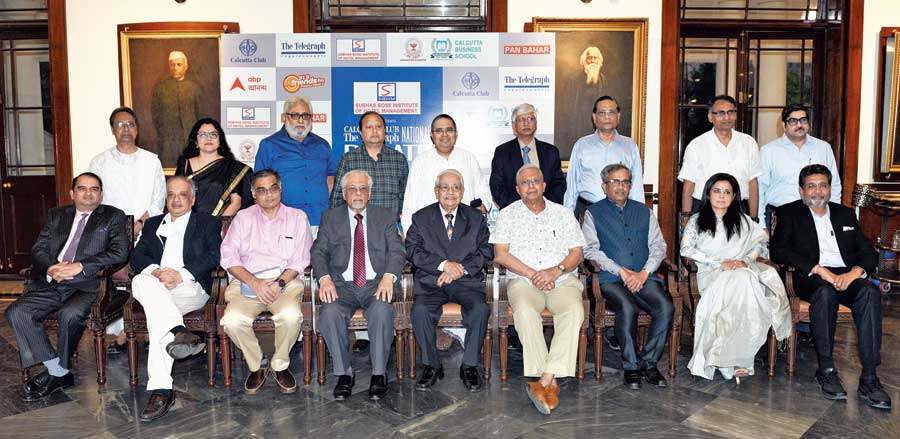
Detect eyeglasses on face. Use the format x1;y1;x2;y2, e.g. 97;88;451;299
436;184;462;193
709;109;738;118
432;127;457;135
514;116;536;124
606;179;632;187
517;177;543;186
345;185;370;194
253;185;282;195
114;120;136;130
197;131;220;140
594;110;618;118
786;117;809;126
284;112;312;121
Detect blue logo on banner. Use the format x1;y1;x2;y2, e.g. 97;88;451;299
431;38;453;59
377;82;397;101
352;39;365;52
239;39;258;57
242;108;255;120
461;72;480;90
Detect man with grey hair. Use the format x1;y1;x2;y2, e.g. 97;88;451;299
130;176;222;421
406;169;492;391
151;50;201;166
582;163;672;390
490;103;566;209
312;169;405;401
255;95;337;235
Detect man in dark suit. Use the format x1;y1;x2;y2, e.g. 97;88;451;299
406;169;492;392
5;172;129;401
130;176;221;421
312;169;405;401
771;164;891;410
490;103;566;209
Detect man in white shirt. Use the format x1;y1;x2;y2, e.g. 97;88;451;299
678;95;762;221
401;114;493;234
759;104;841;229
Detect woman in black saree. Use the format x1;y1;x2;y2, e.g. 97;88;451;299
176;118;252;216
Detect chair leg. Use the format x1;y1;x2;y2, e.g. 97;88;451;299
483;329;492;382
316;333;326;385
499;326;509;382
206;331;216;388
221;332;232;389
395;329;405;381
594;326;603;382
407;329;416;380
302;329;313;385
93;328;107;385
767;328;777;378
787;328;798;377
637;326;648;351
577;327;587;382
127;329;139;390
667;328;678;378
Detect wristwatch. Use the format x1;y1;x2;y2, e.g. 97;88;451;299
557;264;566;273
277;279;286;289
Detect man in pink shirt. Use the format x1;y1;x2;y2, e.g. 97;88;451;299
220;169;313;394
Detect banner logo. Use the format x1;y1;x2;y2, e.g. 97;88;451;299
352;39;365;52
405;38;423;59
431;38;452;60
239;139;257;162
337;38;382;61
503;45;551;55
239;39;258;57
229;77;245;91
226;107;271;129
283;74;326;93
378;83;397;102
460;72;480;90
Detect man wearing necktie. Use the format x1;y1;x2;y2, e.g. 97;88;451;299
6;172;129;401
312;169;405;401
406;169;492;391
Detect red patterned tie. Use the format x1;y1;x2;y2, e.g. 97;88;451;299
353;213;366;288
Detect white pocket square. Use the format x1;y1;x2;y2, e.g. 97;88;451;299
842;226;855;231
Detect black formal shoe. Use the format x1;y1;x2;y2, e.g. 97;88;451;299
606;333;622;351
416;365;444;390
244;368;267;394
460;365;482;392
165;332;205;360
624;370;642;390
23;370;51;396
352;339;370;353
815;368;847;400
858;376;892;410
139;391;175;422
369;374;388;400
508;334;523;352
333;372;355;400
23;372;74;402
641;366;668;388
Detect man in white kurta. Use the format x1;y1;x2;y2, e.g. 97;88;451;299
401;114;493;234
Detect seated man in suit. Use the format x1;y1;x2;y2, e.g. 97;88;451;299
771;164;891;410
406;169;493;392
220;169;312;395
312;169;405;401
6;172;129;401
582;164;673;390
130;176;221;421
491;164;585;415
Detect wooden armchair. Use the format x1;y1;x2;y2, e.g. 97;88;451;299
496;266;591;382
590;260;682;382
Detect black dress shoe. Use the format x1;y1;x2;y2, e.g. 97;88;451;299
508;334;523;352
23;372;74;402
139;391;175;422
858;376;892;410
166;332;205;360
333;372;355;400
416;365;444;390
23;370;51;396
624;370;642;390
605;333;622;351
641;366;668;388
460;365;482;392
815;368;847;400
369;374;388;400
352;339;370;353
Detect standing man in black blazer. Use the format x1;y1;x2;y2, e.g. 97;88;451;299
130;176;222;421
6;172;129;401
490;103;566;209
406;169;492;391
771;164;890;410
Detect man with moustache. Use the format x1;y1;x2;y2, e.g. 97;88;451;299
6;172;129;401
255;95;337;236
151;50;201;166
771;164;890;410
313;170;405;401
129;176;221;421
406;169;492;392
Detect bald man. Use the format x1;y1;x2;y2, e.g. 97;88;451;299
151;50;201;166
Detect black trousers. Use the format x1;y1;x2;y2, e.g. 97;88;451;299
411;283;489;369
793;268;882;375
600;280;674;371
5;280;97;370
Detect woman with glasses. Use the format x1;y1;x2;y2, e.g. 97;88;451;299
175;118;252;216
680;173;791;383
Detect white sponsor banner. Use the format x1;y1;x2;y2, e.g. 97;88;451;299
386;33;499;67
276;33;331;67
226;106;272;129
221;67;276;101
352;82;421;114
498;66;555;101
336;38;382;61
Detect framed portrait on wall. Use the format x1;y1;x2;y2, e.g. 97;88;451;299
118;21;239;172
531;17;648;161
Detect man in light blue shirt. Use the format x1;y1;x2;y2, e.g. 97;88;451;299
563;96;644;221
759;104;841;229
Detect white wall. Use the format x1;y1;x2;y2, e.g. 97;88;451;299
65;0;294;174
507;0;664;188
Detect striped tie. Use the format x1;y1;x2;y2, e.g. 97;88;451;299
353;213;365;288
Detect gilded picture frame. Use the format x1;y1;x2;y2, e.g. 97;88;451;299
882;31;900;174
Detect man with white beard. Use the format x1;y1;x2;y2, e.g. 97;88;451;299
580;46;607;88
255;95;337;236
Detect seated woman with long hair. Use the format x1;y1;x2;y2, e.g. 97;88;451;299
176;118;252;216
680;173;791;381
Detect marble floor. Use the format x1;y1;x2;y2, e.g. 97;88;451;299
0;292;897;439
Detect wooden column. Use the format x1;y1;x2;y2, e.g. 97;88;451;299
658;0;680;259
48;0;73;205
841;0;864;204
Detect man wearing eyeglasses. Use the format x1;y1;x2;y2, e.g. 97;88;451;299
401;114;494;235
678;95;762;220
490;103;566;209
563;96;645;222
582;164;672;391
255;95;337;237
220;169;313;395
758;104;841;230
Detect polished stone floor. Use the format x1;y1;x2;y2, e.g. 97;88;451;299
0;292;897;439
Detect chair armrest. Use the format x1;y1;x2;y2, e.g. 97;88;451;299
757;257;778;270
681;256;698;273
496;264;508;302
658;260;681;299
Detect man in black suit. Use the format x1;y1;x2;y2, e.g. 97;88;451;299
130;176;221;421
312;169;405;401
5;172;129;401
490;103;566;209
771;164;891;410
406;169;492;391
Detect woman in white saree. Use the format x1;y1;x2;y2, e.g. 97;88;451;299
681;173;792;381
